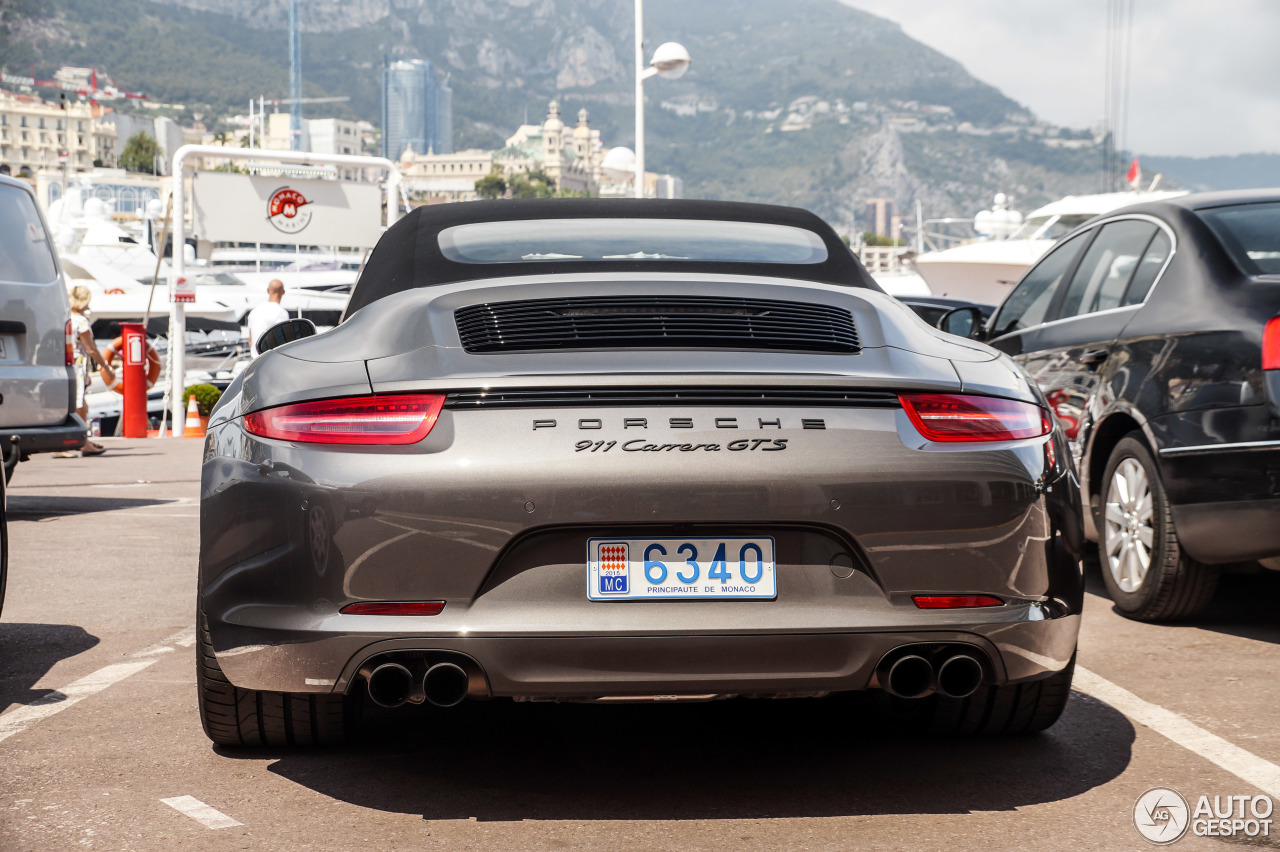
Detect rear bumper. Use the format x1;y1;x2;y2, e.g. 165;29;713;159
206;605;1081;698
201;401;1084;697
4;414;87;458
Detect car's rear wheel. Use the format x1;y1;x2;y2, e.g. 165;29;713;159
895;655;1075;735
197;604;355;747
1098;434;1217;621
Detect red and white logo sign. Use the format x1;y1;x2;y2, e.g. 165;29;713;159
266;186;313;234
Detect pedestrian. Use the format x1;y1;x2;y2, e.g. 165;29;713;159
56;285;114;458
246;279;291;356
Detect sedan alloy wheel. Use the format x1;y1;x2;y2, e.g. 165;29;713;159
1103;458;1154;592
1097;433;1217;621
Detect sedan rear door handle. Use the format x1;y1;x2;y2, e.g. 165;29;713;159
1081;348;1109;365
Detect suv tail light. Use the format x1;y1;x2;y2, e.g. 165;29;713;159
65;319;75;366
1264;316;1280;371
899;393;1051;443
245;394;445;445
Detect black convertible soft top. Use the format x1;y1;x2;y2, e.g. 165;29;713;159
345;198;879;315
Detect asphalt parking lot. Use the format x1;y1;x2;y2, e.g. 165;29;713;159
2;438;1278;850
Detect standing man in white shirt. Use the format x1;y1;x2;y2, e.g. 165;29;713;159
246;279;291;356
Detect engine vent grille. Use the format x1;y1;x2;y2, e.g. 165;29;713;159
444;387;899;409
454;295;860;354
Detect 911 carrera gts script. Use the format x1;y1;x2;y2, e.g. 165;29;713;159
534;418;825;430
575;439;788;452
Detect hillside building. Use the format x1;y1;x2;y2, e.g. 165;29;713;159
306;118;365;181
381;57;452;161
865;197;895;237
399;146;496;203
502;101;603;194
103;112;184;175
399;99;679;202
0;92;117;176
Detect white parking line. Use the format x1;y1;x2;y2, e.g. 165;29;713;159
0;626;196;745
0;660;157;744
1075;665;1280;798
160;796;243;830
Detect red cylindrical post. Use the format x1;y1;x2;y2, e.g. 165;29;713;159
119;322;149;438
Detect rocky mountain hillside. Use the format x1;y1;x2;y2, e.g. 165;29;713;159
13;0;1112;228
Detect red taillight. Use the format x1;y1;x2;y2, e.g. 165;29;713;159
65;319;75;366
244;394;445;445
913;595;1004;609
1264;316;1280;371
899;393;1051;443
340;601;445;616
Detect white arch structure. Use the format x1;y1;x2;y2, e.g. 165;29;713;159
167;145;402;432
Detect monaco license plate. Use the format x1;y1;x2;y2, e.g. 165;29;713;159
587;537;777;601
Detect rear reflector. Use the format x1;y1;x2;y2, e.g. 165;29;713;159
245;394;444;445
1264;316;1280;370
913;595;1004;609
899;393;1051;443
340;601;446;616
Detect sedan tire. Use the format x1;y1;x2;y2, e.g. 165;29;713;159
1098;434;1217;621
197;605;355;747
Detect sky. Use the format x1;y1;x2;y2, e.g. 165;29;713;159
841;0;1280;158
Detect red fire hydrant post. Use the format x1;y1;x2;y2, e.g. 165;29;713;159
119;322;149;438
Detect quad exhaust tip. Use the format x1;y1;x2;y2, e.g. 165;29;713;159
366;662;415;709
423;662;470;708
880;649;987;700
936;654;984;699
884;654;934;699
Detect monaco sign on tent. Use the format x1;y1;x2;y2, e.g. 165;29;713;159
191;172;383;248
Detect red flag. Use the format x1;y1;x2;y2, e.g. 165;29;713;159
1126;157;1141;189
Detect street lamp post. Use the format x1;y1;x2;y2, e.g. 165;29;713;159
633;0;690;198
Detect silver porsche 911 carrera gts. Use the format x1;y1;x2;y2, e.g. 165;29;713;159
197;199;1084;746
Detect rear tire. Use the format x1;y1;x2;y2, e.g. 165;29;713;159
895;655;1076;735
197;604;355;747
1098;434;1217;621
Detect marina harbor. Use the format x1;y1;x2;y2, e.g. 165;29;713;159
2;1;1279;850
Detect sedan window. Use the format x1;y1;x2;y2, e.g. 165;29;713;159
989;232;1088;338
1057;220;1157;319
1121;230;1172;306
1198;201;1280;275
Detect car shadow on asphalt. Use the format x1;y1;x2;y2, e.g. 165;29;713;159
0;623;100;713
247;691;1134;820
1084;557;1280;644
5;495;178;521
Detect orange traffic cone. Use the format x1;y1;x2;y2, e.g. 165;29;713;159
183;395;205;438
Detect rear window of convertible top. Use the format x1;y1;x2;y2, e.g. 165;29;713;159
437;218;829;265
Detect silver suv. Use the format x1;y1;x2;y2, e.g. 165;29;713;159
0;175;83;482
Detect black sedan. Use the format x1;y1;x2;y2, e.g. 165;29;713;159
198;198;1084;746
941;189;1280;621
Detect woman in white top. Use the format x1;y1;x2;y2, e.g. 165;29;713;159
57;286;116;457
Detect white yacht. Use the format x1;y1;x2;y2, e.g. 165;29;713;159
49;193;349;325
913;190;1187;305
